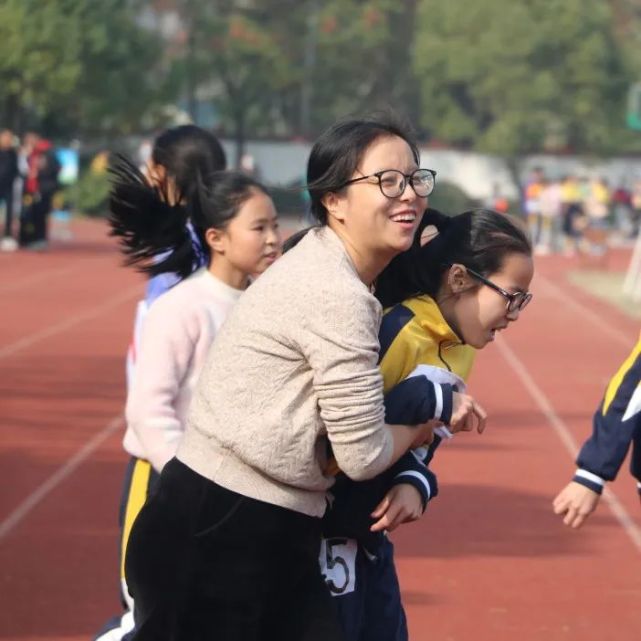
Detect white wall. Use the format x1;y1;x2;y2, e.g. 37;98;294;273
221;139;641;201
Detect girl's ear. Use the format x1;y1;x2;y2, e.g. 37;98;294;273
204;227;226;254
321;191;346;223
447;264;472;294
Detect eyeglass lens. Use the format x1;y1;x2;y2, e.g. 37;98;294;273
508;292;532;313
379;170;434;197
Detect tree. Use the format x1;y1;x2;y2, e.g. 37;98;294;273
413;0;631;188
168;0;296;165
0;0;163;136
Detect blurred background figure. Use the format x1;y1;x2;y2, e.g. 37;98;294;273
524;167;545;246
560;174;585;256
537;177;563;254
611;181;633;239
18;132;61;250
583;176;611;258
0;128;19;251
630;179;641;238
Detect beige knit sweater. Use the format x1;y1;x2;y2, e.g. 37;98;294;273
177;226;393;517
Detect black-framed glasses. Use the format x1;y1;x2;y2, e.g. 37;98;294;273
339;168;437;198
466;267;533;314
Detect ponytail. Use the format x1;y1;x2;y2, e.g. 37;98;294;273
375;208;531;308
108;154;198;279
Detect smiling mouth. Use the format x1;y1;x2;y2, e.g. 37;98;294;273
390;211;417;223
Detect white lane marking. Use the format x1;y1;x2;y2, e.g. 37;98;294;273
536;273;634;348
0;416;124;541
0;285;141;361
0;263;82;295
495;336;641;553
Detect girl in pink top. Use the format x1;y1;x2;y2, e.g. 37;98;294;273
95;159;281;641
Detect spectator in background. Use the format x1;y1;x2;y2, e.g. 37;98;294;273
524;167;545;245
583;177;611;257
612;182;633;239
537;177;563;254
0;129;19;252
19;132;61;250
630;179;641;238
561;174;585;257
486;182;509;214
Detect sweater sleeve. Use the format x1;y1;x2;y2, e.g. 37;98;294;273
574;337;641;494
125;293;198;472
300;277;393;482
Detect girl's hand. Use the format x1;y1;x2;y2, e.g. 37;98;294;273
370;484;424;532
552;481;601;528
450;392;487;434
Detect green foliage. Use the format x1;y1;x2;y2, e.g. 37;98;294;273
71;169;111;216
413;0;629;155
3;0;641;158
428;181;478;215
0;0;164;135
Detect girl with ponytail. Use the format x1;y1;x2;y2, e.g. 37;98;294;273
323;208;534;641
95;155;280;641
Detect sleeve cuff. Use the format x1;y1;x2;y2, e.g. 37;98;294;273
436;383;453;424
392;468;438;511
573;468;605;495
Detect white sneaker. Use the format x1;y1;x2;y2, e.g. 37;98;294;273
0;237;18;252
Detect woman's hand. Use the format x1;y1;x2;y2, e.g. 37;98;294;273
410;420;436;449
450;392;487;434
552;481;601;529
370;484;424;532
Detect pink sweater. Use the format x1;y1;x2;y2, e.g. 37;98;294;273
123;268;244;471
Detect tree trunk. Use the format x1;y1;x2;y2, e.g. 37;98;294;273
233;106;246;169
505;155;525;211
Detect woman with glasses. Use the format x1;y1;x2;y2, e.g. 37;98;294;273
322;207;533;641
122;114;483;641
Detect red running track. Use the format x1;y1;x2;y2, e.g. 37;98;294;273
1;219;640;641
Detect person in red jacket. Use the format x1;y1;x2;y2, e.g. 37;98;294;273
19;133;60;250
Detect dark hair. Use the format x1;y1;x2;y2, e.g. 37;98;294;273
108;155;268;279
375;208;532;308
306;113;420;224
282;226;317;253
151;125;227;200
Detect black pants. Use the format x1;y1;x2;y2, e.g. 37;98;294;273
19;194;52;246
0;186;14;237
125;458;345;641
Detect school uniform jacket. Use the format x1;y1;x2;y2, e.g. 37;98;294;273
573;335;641;496
323;295;476;543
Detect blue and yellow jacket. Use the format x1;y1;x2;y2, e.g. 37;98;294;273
574;335;641;496
323;295;476;543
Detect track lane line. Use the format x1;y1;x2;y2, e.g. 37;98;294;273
0;415;124;542
0;263;86;296
495;335;641;553
0;285;141;361
536;273;635;348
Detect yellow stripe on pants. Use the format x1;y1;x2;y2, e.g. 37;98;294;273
120;459;152;579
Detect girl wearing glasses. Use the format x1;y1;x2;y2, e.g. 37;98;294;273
323;207;533;641
122;115;483;641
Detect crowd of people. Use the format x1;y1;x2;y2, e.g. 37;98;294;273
0;128;61;252
522;167;641;257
